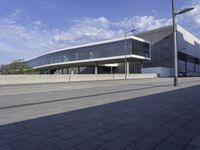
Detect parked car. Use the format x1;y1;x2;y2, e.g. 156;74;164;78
178;72;191;77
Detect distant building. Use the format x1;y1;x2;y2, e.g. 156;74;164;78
26;37;151;74
26;25;200;77
137;25;200;77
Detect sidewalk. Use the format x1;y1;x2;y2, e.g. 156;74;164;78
0;83;200;149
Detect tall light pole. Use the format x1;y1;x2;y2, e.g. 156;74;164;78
172;0;194;86
124;29;135;80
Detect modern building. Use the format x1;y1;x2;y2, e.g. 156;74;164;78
26;36;151;74
26;25;200;77
137;25;200;77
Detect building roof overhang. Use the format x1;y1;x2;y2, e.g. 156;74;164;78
33;54;151;69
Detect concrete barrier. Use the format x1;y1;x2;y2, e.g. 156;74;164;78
0;74;158;85
127;74;158;79
69;74;114;82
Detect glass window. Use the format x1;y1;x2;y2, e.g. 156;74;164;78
27;39;150;68
132;40;150;58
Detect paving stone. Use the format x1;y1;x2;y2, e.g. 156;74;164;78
161;123;182;132
67;148;79;150
13;133;43;143
141;136;163;144
80;131;99;139
166;135;190;146
26;135;47;143
189;134;200;147
184;145;200;150
1;131;19;140
0;138;11;146
150;129;172;139
129;140;156;150
74;138;106;150
95;147;108;150
11;141;37;150
184;122;200;132
172;118;191;125
121;134;139;143
102;123;124;130
123;147;136;150
92;128;108;136
128;128;150;137
63;136;85;148
43;136;69;149
38;145;60;150
154;142;184;150
57;130;78;140
102;137;131;150
100;129;127;141
73;127;91;134
0;145;13;150
42;131;60;138
174;129;197;140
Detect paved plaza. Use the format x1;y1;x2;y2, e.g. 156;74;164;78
0;78;200;150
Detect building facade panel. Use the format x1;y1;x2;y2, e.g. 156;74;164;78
137;25;200;76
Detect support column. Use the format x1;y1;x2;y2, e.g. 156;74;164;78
62;68;64;74
78;67;80;74
71;67;74;75
41;70;44;74
111;67;113;74
141;61;143;73
48;68;50;74
126;61;130;74
95;64;98;74
185;60;187;74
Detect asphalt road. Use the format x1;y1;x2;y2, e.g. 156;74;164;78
0;78;200;150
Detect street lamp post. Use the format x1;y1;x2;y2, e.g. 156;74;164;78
124;29;135;80
172;0;194;86
172;0;178;86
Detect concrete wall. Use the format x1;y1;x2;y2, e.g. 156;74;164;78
0;74;158;85
177;25;200;59
137;27;174;68
142;67;174;77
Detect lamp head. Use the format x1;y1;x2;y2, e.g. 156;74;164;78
176;7;194;15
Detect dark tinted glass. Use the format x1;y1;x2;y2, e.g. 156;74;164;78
27;39;150;68
132;40;150;58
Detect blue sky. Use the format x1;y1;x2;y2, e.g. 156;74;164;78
0;0;199;64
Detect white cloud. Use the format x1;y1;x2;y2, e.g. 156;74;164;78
178;0;200;36
112;16;171;32
33;21;42;26
0;0;200;63
52;17;115;45
188;1;200;25
179;0;200;25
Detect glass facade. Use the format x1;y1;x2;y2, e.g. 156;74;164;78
132;40;150;58
27;38;150;68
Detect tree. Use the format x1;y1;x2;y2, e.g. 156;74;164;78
0;59;39;74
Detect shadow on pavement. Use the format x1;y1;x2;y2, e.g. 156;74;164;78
0;85;200;150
